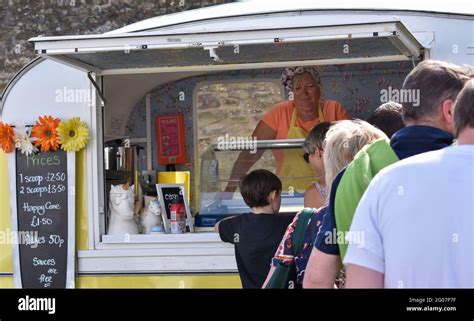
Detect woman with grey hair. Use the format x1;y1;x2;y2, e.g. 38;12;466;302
302;121;334;208
224;66;351;195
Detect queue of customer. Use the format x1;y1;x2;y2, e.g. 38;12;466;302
217;60;473;289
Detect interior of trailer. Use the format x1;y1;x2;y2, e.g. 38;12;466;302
98;59;415;237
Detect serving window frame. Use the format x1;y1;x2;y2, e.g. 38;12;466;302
34;22;424;274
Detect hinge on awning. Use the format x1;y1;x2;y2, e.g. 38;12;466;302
87;72;107;106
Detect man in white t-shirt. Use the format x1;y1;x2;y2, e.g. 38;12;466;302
344;79;474;288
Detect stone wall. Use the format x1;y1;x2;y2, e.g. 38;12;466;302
0;0;235;93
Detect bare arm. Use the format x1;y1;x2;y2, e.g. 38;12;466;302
262;265;277;288
224;121;276;193
345;264;384;288
303;247;343;288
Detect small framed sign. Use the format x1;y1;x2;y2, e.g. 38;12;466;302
156;183;194;233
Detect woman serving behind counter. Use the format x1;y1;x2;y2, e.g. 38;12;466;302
224;67;351;194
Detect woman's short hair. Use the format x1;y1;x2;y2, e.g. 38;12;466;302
281;66;320;91
323;120;387;195
303;122;334;154
454;79;474;138
239;169;282;208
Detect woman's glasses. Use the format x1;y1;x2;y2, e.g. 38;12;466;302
303;152;310;163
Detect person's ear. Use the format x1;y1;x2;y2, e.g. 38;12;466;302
315;148;323;159
318;148;324;159
441;99;455;133
268;190;281;213
268;190;277;203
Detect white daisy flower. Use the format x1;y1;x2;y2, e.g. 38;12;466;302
13;126;37;156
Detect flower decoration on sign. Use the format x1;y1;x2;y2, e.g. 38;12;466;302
0;116;90;154
57;117;90;152
31;115;61;152
13;126;37;156
0;121;15;153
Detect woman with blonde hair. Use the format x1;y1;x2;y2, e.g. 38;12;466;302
323;120;387;199
263;119;386;288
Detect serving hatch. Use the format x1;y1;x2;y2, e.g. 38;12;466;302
196;139;312;226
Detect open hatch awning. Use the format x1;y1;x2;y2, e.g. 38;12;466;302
29;21;423;75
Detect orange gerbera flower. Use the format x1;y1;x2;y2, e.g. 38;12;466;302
31;116;61;152
0;121;15;153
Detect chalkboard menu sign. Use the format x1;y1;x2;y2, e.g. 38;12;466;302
9;150;75;288
156;184;194;233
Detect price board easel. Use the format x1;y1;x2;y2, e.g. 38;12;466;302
8;149;75;288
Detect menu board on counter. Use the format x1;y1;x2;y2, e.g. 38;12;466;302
9;150;75;288
156;183;194;233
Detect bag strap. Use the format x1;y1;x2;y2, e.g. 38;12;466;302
291;208;315;257
308;211;320;243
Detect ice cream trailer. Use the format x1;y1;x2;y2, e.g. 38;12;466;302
0;0;472;288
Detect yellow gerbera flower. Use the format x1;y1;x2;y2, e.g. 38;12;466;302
58;117;90;152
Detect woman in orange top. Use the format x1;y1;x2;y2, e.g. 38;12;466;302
224;67;351;194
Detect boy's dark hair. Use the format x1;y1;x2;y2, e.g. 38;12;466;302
303;121;334;153
367;102;404;138
454;79;474;138
402;60;470;123
239;169;282;208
